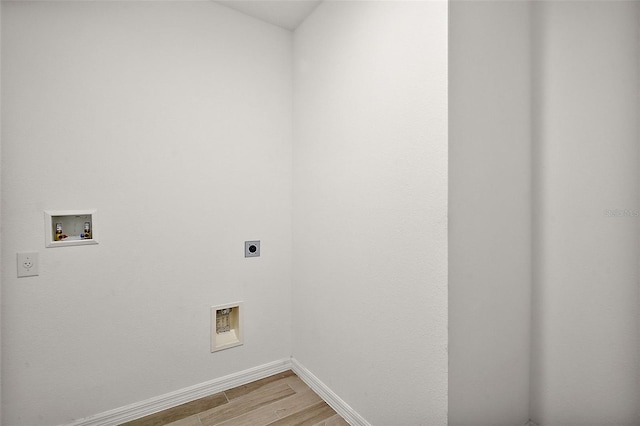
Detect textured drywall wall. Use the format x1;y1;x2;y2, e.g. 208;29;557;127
292;1;448;424
1;2;292;424
449;2;532;425
0;2;3;424
530;2;640;424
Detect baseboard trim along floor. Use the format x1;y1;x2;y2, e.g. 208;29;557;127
66;357;369;426
67;359;292;426
290;358;371;426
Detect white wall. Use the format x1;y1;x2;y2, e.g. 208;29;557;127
530;2;640;424
0;2;3;424
451;2;640;425
292;2;448;424
1;2;292;425
448;2;532;425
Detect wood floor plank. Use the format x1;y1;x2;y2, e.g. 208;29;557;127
199;382;296;426
120;393;227;426
225;370;295;401
215;387;322;426
118;371;348;426
210;402;281;426
266;401;337;426
273;388;323;419
165;414;202;426
282;376;311;394
322;414;350;426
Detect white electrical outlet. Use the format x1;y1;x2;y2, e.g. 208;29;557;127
17;252;39;278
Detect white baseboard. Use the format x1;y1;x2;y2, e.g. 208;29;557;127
66;359;292;426
290;357;370;426
67;357;368;426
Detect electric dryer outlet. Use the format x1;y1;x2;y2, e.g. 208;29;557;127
245;241;260;257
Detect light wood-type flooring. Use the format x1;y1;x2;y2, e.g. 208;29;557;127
120;370;349;426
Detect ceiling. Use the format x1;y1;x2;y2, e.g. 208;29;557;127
214;0;322;31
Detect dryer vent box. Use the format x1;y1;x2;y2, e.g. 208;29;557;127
211;302;243;352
